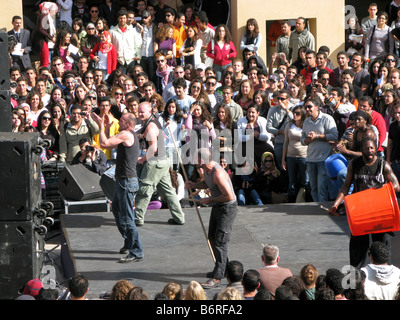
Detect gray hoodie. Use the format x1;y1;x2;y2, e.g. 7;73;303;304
362;264;400;300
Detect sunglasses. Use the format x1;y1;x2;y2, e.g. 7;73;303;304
264;160;273;163
91;10;98;13
156;59;165;64
277;97;287;101
387;59;396;62
305;105;314;109
115;92;123;96
293;111;301;116
206;82;216;86
88;96;96;99
42;117;52;121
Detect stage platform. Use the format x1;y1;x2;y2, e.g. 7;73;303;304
59;202;400;300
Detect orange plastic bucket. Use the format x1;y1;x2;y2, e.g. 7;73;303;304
344;182;400;236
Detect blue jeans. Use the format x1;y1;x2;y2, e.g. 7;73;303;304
237;189;263;206
307;161;330;202
213;63;231;82
274;143;284;171
113;177;143;258
286;157;309;198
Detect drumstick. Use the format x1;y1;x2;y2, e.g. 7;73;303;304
168;127;216;263
181;198;203;203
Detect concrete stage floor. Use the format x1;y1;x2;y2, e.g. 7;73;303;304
59;202;400;300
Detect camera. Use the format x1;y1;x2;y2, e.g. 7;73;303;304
326;97;338;109
85;145;95;152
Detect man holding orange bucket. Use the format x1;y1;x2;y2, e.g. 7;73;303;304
329;137;400;268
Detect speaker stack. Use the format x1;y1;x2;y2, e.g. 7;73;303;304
0;32;11;132
0;132;54;299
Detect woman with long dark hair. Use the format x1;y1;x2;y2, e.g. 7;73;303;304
158;99;185;171
206;24;237;81
253;89;270;118
180;25;202;68
11;110;25;132
234;79;254;116
292;46;308;74
288;77;306;107
37;110;60;161
282;105;309;202
53;29;80;71
240;18;262;56
50;102;68;135
367;59;384;97
213;104;236;153
189;79;210;107
27;91;47;127
216;70;237;96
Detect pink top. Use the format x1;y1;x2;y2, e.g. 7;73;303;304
206;40;237;66
59;47;73;71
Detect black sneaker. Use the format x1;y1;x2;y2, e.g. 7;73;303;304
119;246;128;254
168;218;184;225
119;253;143;263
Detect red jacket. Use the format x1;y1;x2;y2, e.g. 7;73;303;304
89;43;117;75
371;110;387;152
206;40;237;66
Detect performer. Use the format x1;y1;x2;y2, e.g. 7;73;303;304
134;102;185;226
91;111;143;263
329;137;400;268
185;147;238;289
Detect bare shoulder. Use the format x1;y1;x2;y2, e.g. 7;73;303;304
118;129;135;146
214;166;229;181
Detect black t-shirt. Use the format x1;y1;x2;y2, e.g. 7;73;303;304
351;156;385;193
389;121;400;161
115;130;139;180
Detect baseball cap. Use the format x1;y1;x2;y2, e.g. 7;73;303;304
196;63;206;70
142;10;150;19
268;74;279;82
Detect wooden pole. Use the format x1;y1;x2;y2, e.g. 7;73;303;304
168;127;216;263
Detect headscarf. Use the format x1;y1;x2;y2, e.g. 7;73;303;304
261;151;281;179
39;2;58;37
99;31;113;54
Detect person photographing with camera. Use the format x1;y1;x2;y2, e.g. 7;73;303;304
71;138;107;175
59;104;99;163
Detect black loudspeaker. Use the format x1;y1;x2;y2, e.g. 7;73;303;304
0;132;43;220
0;32;10;90
0;219;46;299
100;164;116;200
0;90;11;132
0;32;11;133
58;164;104;201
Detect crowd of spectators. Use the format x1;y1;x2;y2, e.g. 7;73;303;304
7;0;400;301
9;1;400;207
17;242;400;300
